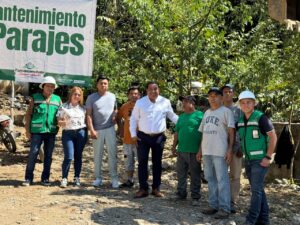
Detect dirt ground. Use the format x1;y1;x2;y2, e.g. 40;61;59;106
1;124;300;225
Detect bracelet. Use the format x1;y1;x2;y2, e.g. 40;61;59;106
264;155;271;160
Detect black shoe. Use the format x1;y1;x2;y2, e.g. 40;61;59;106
41;179;51;186
202;207;218;215
231;201;237;213
174;192;187;200
120;180;134;188
214;209;229;219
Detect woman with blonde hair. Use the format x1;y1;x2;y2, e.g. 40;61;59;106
57;86;88;187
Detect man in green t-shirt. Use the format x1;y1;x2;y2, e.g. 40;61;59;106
172;95;203;206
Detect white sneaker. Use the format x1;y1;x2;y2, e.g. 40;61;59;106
111;179;119;188
60;178;68;188
92;178;102;187
22;179;32;186
74;177;80;186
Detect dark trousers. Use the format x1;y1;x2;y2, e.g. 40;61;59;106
25;133;56;181
137;131;166;191
176;152;201;199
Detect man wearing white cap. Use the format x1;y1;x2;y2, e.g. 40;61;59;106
23;76;61;186
237;90;277;225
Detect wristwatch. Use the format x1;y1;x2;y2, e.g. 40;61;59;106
264;155;271;160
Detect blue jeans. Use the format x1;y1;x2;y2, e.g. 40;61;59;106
203;155;231;213
25;133;56;181
245;160;269;225
62;128;87;179
137;131;166;191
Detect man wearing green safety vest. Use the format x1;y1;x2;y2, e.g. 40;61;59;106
237;90;277;225
23;76;62;186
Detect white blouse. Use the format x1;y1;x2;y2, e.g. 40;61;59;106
56;103;86;130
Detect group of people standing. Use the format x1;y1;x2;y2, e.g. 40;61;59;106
172;84;277;224
22;75;277;225
23;76;88;187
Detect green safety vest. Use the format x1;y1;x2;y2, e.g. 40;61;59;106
30;93;61;133
237;110;269;160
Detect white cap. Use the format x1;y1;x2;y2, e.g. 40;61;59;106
39;76;58;89
238;90;256;101
0;115;11;123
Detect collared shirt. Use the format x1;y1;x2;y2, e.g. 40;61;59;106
56;103;86;130
130;95;178;137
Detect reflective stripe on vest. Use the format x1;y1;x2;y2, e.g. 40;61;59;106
237;110;268;160
30;93;61;133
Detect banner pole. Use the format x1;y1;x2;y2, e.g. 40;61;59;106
10;81;14;133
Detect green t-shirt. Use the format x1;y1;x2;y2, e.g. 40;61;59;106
175;110;203;153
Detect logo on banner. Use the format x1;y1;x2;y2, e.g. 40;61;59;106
15;59;45;82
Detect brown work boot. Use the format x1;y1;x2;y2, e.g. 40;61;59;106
134;189;148;198
151;189;164;197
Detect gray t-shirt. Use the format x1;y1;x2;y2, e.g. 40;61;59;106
86;92;117;130
227;105;243;152
199;105;235;157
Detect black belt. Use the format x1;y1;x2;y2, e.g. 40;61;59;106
63;128;87;132
138;131;164;137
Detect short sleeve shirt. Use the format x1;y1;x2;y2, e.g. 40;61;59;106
56;103;86;130
86;92;116;130
175;110;203;153
227;105;243;152
199;105;235;157
241;114;274;135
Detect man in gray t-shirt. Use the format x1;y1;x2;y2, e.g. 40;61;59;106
197;87;235;219
86;92;116;130
86;75;119;188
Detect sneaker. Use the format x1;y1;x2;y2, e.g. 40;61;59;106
74;177;80;186
214;209;230;219
202;207;218;215
60;178;68;188
111;179;119;188
92;178;102;187
119;180;134;188
172;193;187;200
22;179;32;186
191;199;200;206
41;179;51;186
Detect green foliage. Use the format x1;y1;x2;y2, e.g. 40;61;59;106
92;0;300;122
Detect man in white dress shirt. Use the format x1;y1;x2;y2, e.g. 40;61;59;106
130;81;178;198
